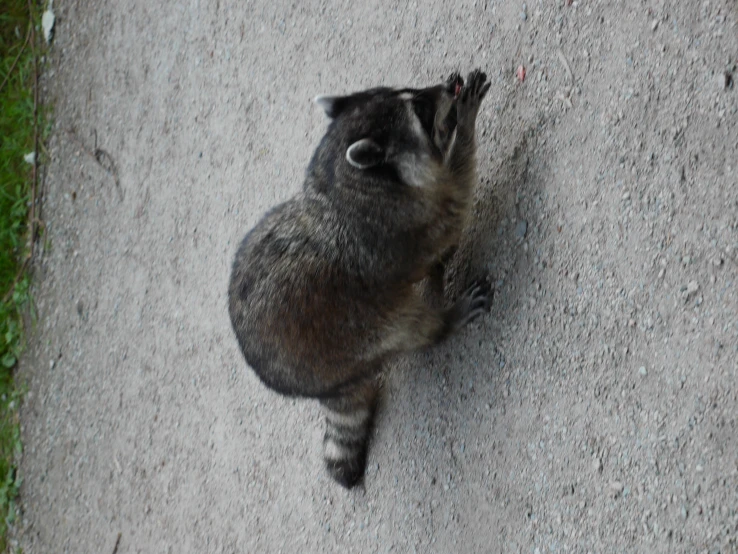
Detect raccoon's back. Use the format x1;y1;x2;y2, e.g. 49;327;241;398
228;200;390;397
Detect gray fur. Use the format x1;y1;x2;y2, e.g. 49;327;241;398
228;69;493;488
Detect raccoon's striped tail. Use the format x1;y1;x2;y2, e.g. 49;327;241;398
320;379;380;488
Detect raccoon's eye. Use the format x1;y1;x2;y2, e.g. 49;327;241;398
412;97;435;137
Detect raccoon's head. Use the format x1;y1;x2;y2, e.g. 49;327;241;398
314;73;464;187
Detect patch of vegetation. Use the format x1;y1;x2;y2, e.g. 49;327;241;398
1;0;45;548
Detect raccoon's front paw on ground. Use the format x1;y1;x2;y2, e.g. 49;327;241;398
454;275;494;328
456;69;491;130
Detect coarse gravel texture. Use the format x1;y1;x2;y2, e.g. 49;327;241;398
13;0;738;552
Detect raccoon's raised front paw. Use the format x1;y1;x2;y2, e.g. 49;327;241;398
445;72;464;96
456;69;491;132
453;275;493;329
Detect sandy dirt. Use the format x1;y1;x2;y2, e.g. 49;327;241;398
12;0;738;552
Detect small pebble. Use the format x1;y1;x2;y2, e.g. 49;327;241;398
638;366;647;376
515;219;528;239
686;281;699;295
610;481;624;495
723;71;734;90
650;19;659;31
42;7;55;43
593;457;602;472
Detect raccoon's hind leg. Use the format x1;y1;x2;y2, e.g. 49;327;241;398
428;246;458;301
370;277;492;363
442;275;494;335
320;376;381;488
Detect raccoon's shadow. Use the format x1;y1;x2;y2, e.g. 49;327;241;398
372;124;546;479
448;134;534;298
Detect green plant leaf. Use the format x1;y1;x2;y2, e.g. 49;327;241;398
0;354;16;369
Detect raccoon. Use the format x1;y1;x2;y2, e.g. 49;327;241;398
228;69;493;488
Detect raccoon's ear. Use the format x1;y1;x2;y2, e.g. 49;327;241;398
346;139;384;169
314;95;348;118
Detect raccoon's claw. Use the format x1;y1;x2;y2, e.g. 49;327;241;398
462;69;491;102
456;68;490;132
450;275;494;330
446;72;464;97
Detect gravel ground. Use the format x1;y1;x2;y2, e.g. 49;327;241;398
13;0;738;552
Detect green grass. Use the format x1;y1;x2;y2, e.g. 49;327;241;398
1;0;45;548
